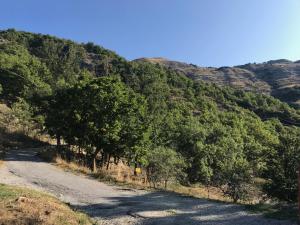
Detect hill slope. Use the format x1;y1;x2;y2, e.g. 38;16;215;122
0;29;299;126
135;58;300;108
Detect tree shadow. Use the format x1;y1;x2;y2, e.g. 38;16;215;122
73;191;292;225
0;127;49;162
0;127;47;149
3;148;46;162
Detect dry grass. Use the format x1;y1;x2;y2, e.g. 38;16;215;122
55;156;91;175
38;148;155;192
168;183;229;202
38;148;228;199
0;184;94;225
54;156;136;185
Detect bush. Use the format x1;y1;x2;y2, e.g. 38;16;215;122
146;147;186;189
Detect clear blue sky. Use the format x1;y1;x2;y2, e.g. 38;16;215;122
1;0;300;67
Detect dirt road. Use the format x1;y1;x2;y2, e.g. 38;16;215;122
0;148;295;225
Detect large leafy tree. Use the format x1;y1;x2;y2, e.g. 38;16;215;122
263;126;300;201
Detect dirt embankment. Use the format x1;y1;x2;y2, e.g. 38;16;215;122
0;184;93;225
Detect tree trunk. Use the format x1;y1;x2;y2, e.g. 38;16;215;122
106;154;111;170
114;157;119;165
91;149;101;172
100;153;104;168
134;162;138;176
134;156;139;176
92;157;97;172
56;134;61;146
164;180;168;189
206;183;210;199
233;198;238;203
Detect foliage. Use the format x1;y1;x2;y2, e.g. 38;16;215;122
45;76;149;171
262;126;300;201
146;147;186;188
0;43;51;103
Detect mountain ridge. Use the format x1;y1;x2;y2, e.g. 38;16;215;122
134;57;300;108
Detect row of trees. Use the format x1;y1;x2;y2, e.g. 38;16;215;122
45;76;148;172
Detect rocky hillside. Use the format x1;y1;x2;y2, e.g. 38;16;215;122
135;58;300;108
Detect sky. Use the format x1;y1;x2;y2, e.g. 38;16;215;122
1;0;300;67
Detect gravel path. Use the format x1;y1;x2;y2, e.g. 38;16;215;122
0;148;296;225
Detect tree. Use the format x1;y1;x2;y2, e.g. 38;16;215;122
78;77;146;171
263;126;300;201
44;76;149;172
176;112;258;202
217;156;252;202
146;147;186;189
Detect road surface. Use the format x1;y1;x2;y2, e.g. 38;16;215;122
0;148;295;225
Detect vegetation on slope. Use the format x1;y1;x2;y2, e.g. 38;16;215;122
0;29;299;204
137;57;300;109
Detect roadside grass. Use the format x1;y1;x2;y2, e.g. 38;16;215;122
246;202;298;222
167;183;229;202
0;184;94;225
38;148;150;187
53;155;147;190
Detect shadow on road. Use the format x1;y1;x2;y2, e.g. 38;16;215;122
0;127;47;149
4;148;45;163
73;191;283;225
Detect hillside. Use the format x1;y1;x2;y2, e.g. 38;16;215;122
0;29;300;204
135;57;300;108
0;29;299;126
